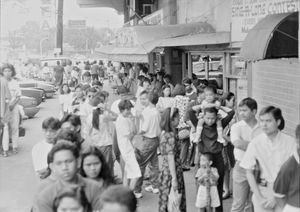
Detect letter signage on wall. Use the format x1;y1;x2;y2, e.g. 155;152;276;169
231;0;299;41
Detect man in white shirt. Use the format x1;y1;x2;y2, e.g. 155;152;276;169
230;98;262;212
32;117;60;179
134;91;161;198
240;106;296;212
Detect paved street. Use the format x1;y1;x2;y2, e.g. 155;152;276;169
0;81;232;212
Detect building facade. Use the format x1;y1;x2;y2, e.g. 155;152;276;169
77;0;299;136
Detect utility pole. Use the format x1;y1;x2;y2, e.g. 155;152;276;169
56;0;63;55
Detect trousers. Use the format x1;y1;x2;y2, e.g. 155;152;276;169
2;106;19;151
134;136;159;193
231;161;253;212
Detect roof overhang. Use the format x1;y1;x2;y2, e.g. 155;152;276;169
96;22;217;63
76;0;123;13
240;12;297;61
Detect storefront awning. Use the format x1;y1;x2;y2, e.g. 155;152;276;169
95;22;216;63
240;12;296;61
144;31;230;49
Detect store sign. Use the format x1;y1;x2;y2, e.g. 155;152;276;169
138;9;163;25
231;0;299;41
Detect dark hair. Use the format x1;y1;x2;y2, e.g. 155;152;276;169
182;78;192;85
204;86;217;94
59;83;71;94
201;153;213;162
161;85;171;97
61;114;81;128
157;71;164;77
83;71;91;77
118;99;133;112
48;141;80;164
160;108;179;132
148;91;159;105
137;75;145;86
54;129;82;150
90;95;105;130
42;117;61;130
92;81;103;87
0;63;16;77
296;124;300;139
80;146;115;186
53;188;92;212
221;92;235;106
238;97;258;111
163;74;171;83
100;185;137;212
172;84;186;96
203;107;218;115
259;106;285;130
143;77;151;85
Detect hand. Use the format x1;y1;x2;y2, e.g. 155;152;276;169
198;113;204;120
263;197;277;209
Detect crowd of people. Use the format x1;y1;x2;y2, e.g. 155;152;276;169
0;61;299;212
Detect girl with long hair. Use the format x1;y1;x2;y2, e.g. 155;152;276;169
80;146;115;187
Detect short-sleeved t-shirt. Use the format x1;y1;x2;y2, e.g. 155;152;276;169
273;152;300;208
141;106;161;138
240;131;296;182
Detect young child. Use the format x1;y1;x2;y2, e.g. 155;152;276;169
193;86;224;143
195;153;220;212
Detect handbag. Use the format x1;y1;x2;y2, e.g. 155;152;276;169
19;126;26;137
178;128;190;140
168;188;182;212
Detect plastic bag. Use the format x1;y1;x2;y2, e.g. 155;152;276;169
168;188;182;212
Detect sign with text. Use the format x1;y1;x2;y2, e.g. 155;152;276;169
231;0;299;41
68;20;87;29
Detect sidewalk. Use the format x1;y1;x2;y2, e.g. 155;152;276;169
104;80;233;212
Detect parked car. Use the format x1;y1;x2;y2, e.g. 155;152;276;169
19;96;40;118
20;88;44;105
18;81;56;98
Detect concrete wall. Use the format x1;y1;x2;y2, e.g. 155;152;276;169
251;59;300;136
176;0;231;31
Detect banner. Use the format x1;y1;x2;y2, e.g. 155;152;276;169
231;0;299;41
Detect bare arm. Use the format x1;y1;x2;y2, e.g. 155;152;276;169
232;139;250;151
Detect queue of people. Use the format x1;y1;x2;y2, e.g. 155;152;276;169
1;61;299;212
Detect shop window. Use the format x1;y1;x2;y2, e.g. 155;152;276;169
230;53;246;76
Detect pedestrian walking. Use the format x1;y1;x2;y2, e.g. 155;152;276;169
58;83;72;118
134;91;161;198
240;106;296;212
115;99;141;190
54;61;64;87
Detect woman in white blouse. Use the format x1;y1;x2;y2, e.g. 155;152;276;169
156;85;174;113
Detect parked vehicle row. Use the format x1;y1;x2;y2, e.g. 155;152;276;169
17;79;56;119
